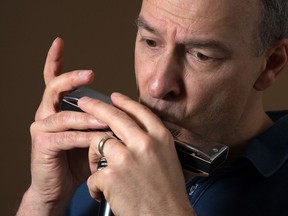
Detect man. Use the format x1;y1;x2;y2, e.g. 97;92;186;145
17;0;288;215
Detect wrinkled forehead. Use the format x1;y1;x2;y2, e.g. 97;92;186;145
139;0;261;35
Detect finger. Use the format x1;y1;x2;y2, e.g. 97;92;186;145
78;95;169;145
110;93;173;148
87;170;107;201
78;97;144;146
87;162;121;202
31;130;94;152
87;161;124;202
34;111;108;132
43;37;64;85
35;70;94;120
88;134;126;173
111;92;165;134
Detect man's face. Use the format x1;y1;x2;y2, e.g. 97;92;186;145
135;0;265;142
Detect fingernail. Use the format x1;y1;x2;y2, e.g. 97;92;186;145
78;96;92;104
78;70;93;78
111;92;124;98
52;37;61;46
52;38;57;46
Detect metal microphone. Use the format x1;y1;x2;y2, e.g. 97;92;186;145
97;157;114;216
98;199;113;216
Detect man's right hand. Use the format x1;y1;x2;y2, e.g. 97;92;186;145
17;38;107;215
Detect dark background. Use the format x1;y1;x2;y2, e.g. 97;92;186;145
0;1;287;215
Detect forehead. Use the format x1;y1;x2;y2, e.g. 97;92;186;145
139;0;261;41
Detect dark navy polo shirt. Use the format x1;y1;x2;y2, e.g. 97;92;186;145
66;111;288;216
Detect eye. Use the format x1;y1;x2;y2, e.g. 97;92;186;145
145;39;157;47
186;48;213;62
194;52;210;61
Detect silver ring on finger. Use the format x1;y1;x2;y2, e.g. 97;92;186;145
98;135;115;157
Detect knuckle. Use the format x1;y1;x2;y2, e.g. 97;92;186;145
44;72;77;97
80;98;102;111
32;132;49;151
116;149;133;165
30;121;51;150
139;135;158;154
42;116;58;130
87;175;99;199
45;80;59;96
136;129;173;155
60;70;92;88
59;131;78;144
46;112;75;128
158;127;173;145
57;111;73;123
89;98;103;108
35;104;44;121
30;121;38;134
109;108;128;122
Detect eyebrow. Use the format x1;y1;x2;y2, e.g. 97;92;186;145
136;16;232;56
136;16;159;34
185;40;232;56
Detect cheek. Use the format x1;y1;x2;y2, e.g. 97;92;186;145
185;80;222;120
184;65;252;118
183;78;239;135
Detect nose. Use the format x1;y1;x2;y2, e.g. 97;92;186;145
148;47;184;100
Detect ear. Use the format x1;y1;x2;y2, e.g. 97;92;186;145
254;39;288;91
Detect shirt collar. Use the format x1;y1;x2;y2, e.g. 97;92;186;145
241;111;288;177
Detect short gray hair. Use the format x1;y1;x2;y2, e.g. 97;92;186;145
258;0;288;55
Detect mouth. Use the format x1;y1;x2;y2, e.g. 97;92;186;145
139;98;166;115
139;99;183;125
